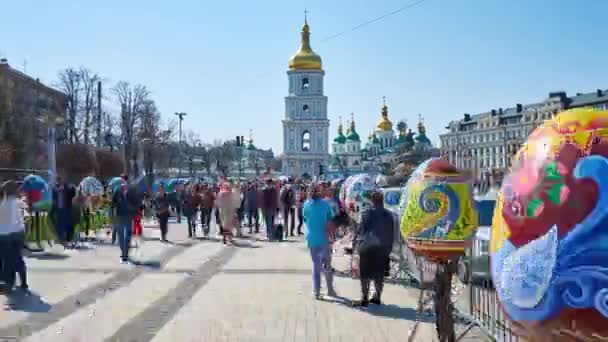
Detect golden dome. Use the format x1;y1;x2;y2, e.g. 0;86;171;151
376;99;393;132
288;17;322;70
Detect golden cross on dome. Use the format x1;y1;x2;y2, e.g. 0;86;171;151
304;9;308;22
382;96;386;106
418;113;423;123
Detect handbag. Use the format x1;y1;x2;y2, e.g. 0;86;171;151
357;231;382;254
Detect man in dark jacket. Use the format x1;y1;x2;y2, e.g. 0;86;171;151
261;179;278;241
51;177;76;245
182;185;201;238
280;185;296;237
354;191;395;307
244;182;259;233
112;181;138;263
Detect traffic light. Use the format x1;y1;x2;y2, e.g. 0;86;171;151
319;163;325;176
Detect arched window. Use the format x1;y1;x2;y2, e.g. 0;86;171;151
302;78;309;90
303;104;309;112
302;131;310;151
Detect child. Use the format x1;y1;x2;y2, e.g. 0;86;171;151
132;204;144;248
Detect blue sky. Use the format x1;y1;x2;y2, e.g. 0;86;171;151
2;0;607;153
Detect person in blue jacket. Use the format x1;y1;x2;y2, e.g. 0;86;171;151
303;184;337;299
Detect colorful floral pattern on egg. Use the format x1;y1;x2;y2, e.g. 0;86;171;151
501;141;600;247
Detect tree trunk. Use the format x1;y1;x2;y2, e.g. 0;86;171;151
433;259;457;342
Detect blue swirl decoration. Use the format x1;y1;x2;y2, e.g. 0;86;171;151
493;155;608;322
418;183;460;227
384;191;401;206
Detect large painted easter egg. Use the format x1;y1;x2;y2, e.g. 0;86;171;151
491;108;608;339
400;158;477;240
340;173;376;223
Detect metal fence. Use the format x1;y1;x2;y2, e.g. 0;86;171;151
465;281;519;342
401;244;520;342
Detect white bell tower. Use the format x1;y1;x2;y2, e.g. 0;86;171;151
282;14;329;177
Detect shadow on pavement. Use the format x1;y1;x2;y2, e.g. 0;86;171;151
325;295;435;323
4;290;52;313
231;241;261;248
130;260;161;269
195;236;223;242
23;253;70;261
365;304;435;322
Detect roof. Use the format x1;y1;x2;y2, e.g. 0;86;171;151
0;62;67;100
569;89;608;107
346;130;360;141
444;89;608;130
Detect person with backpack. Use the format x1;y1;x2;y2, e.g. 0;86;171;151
353;191;395;307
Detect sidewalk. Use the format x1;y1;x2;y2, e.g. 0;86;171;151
150;237;440;342
1;222;446;341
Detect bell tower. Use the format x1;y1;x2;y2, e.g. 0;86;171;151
282;13;330;177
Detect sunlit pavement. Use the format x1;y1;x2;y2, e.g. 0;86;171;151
0;221;453;342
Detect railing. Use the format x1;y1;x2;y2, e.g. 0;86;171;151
401;243;520;341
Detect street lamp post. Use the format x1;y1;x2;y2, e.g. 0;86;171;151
174;112;187;178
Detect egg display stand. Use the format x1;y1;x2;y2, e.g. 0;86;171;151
406;238;467;342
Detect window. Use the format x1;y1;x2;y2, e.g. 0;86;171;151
302;77;309;89
303;104;309;112
302;131;310;151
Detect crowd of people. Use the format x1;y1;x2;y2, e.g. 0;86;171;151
1;174;397;309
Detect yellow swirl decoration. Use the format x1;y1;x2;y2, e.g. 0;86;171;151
400;183;447;238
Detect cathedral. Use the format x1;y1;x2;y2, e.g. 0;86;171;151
280;15;433;178
329;99;433;176
281;16;330;177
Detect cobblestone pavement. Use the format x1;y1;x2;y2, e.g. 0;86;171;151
0;219;485;341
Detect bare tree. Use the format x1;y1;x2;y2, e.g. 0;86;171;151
57;68;82;143
139;99;175;178
112;81;150;176
78;68;100;145
209;139;237;177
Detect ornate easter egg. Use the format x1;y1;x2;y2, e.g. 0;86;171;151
23;175;52;211
400;158;477;240
491;108;608;339
341;173;376;223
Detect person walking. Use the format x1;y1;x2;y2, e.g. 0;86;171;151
131;204;144;248
155;186;171;242
0;181;29;292
261;179;278;241
353;191;395;307
296;186;307;236
244;182;259;234
303;185;337;299
112;181;135;263
182;185;199;238
51;176;76;246
200;184;214;236
216;183;237;245
232;183;243;237
280;184;296;237
213;184;223;236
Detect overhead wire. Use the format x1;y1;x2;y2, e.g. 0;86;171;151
321;0;429;43
248;0;431;83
